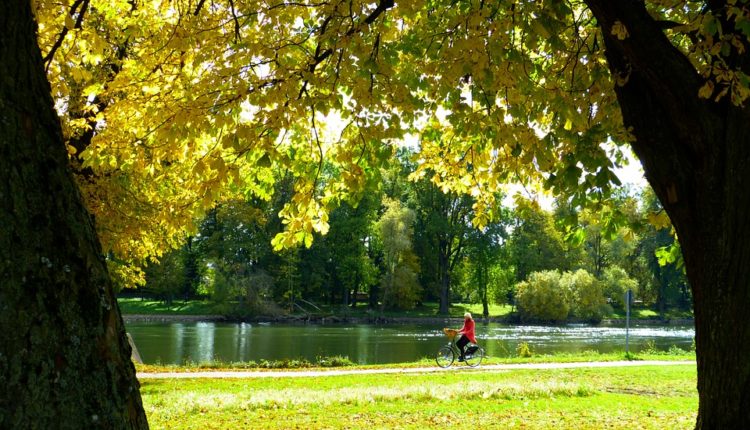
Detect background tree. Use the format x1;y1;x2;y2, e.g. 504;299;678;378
601;266;639;309
375;199;420;310
510;200;572;282
412;176;474;314
325;196;380;309
460;205;510;317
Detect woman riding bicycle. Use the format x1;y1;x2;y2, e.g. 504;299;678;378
455;312;476;361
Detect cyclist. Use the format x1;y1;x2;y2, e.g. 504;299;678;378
455;312;476;361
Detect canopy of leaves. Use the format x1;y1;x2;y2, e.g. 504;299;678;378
34;0;750;279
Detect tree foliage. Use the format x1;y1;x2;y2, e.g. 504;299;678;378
375;198;420;310
601;265;639;309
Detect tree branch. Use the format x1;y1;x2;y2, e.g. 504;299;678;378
42;0;90;70
194;0;206;16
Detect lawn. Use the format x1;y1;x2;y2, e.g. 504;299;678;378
139;364;697;429
118;297;218;315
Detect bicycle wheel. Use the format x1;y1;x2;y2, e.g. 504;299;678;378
464;346;484;368
436;345;455;368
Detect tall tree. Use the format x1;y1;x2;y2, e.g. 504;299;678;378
375;199;420;310
463;214;509;318
325;196;380;308
0;2;147;428
509;200;571;282
412;178;474;314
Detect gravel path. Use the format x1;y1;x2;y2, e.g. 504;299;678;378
137;360;694;379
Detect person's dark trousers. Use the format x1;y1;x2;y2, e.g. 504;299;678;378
457;335;470;359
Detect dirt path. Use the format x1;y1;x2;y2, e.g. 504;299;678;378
137;360;694;379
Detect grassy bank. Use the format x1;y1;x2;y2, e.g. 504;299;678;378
117;297;516;318
140;363;697;429
118;298;674;320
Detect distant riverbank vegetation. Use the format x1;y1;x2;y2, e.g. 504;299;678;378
119;152;690;323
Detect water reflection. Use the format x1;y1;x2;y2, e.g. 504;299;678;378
126;322;695;365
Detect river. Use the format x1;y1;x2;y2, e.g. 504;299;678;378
125;321;695;365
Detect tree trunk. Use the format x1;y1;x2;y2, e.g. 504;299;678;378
586;1;750;427
0;3;148;429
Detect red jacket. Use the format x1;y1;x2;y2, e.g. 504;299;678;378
459;318;476;343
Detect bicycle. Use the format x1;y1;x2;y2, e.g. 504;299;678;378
436;328;485;368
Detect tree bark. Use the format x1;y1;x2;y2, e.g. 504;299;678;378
585;1;750;427
0;3;148;429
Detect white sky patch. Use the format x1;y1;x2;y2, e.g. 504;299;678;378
613;147;647;188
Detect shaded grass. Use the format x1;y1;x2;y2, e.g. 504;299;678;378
140;365;697;429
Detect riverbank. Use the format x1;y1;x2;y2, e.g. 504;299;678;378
122;312;694;326
118;298;694;325
139;361;697;429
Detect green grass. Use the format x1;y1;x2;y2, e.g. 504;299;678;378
609;307;694;320
139;364;697;429
316;302;515;318
118;298;218;315
118;298;516;318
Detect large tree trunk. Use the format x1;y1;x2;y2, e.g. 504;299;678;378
586;1;750;428
0;3;148;429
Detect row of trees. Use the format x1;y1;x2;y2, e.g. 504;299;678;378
137;152;689;320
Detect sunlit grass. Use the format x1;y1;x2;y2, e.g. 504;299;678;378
140;365;697;429
118;298;217;315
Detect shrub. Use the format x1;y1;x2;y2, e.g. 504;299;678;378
601;266;639;308
516;342;533;358
561;269;608;322
515;270;570;322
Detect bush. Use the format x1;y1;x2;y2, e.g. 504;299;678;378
602;266;639;308
561;269;608;322
515;270;570;322
516;342;533;358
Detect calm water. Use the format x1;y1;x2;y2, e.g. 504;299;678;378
125;321;695;365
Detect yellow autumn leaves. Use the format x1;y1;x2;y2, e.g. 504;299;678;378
32;0;749;286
